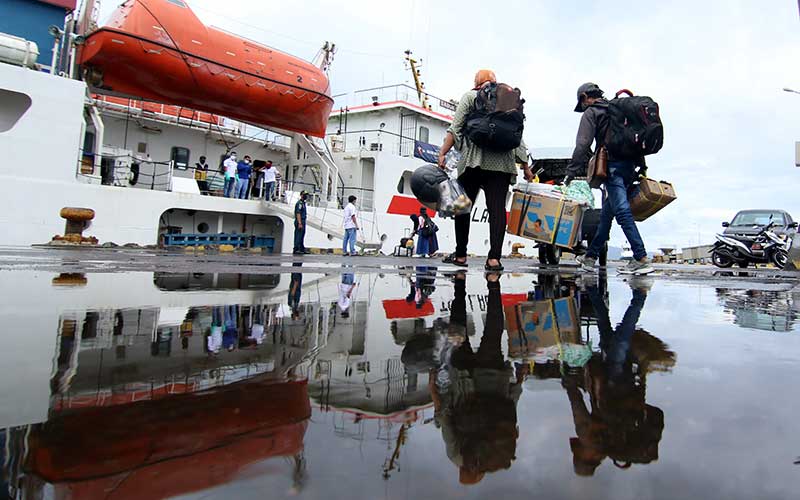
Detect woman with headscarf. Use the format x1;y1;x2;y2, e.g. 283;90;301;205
412;207;439;258
439;70;534;271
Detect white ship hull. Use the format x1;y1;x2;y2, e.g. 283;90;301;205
0;63;542;258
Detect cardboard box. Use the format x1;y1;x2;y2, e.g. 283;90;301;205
508;191;585;249
506;297;580;358
629;179;676;222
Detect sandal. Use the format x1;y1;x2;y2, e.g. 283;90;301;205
485;260;504;272
442;253;468;267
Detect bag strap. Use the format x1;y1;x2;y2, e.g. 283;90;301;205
615;89;634;98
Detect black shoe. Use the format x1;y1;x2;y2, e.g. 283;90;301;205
293;250;303;255
302;249;311;254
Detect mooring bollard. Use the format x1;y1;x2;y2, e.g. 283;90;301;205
51;207;98;245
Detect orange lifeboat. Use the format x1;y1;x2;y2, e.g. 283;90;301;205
79;0;333;137
26;379;310;499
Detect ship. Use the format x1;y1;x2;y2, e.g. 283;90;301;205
0;0;569;257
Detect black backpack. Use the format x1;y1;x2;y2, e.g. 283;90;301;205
464;83;525;153
605;89;663;160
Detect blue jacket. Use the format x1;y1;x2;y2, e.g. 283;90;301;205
237;160;252;180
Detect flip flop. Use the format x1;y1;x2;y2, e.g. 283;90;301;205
442;253;468;267
485;260;504;272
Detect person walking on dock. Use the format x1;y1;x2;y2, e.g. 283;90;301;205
342;195;359;256
566;83;654;275
293;190;310;254
438;69;533;271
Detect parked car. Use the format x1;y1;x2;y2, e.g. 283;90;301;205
722;210;795;239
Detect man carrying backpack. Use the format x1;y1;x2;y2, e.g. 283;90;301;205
566;83;660;275
438;69;533;272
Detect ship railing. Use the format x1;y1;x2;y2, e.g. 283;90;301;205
338;186;375;212
333;83;457;118
75;152;175;191
328;130;412;157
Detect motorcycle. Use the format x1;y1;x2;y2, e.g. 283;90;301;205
711;221;797;269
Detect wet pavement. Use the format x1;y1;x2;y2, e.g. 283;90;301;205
1;249;799;499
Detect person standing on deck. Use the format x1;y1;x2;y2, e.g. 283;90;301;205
262;160;277;201
438;69;533;271
342;195;359;256
223;152;238;198
194;155;209;195
293;190;310;254
236;155;253;199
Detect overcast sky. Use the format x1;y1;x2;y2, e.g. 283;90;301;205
100;0;800;251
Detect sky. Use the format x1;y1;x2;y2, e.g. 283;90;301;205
99;0;800;251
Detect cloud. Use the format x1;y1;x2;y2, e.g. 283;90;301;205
99;0;800;249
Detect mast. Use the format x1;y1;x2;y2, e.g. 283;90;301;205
404;50;430;110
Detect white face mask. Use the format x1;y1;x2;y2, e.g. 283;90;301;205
231;155;237;160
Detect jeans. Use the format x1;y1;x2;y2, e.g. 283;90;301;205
236;178;250;199
264;181;275;201
224;177;237;198
343;227;357;254
587;283;645;381
293;222;306;252
587;161;647;261
455;167;511;260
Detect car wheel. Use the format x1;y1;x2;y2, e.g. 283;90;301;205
711;251;733;268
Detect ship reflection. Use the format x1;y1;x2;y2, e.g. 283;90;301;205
2;269;681;498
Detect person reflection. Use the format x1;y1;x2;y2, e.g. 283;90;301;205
288;263;303;320
564;276;672;476
338;268;357;318
207;306;223;355
430;273;522;485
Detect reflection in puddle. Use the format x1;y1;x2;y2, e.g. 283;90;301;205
0;268;798;499
716;287;800;331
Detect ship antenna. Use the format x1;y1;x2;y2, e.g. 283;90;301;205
404;50;430;110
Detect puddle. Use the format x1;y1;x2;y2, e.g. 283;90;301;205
1;268;798;499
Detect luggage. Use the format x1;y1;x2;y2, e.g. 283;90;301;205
606;89;663;160
587;146;608;188
464;82;525;152
629;178;676;221
508;191;585;249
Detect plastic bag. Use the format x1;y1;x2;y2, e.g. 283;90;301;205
437;179;473;217
554;180;595;208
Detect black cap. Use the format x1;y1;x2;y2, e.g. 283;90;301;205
574;82;603;112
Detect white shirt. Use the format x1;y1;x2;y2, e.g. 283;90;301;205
223;157;238;177
208;325;222;353
338;283;354;312
262;166;277;183
249;323;265;345
343;203;358;229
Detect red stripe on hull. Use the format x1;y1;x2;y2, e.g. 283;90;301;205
386;195;436;217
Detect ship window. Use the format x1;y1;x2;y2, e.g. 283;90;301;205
137;142;147;154
397;176;404;194
171;146;190;170
166;0;187;7
418;126;429;143
0;89;32;133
